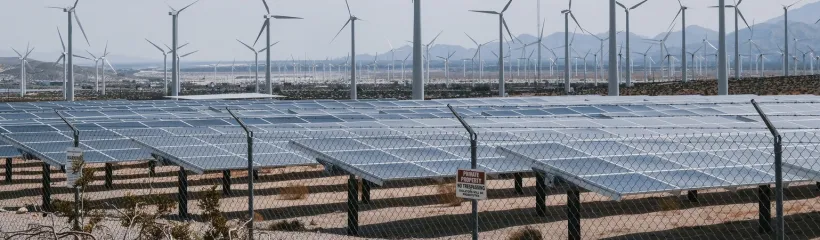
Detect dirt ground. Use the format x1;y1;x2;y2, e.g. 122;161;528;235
1;158;820;239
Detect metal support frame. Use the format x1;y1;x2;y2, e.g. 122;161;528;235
227;108;255;239
148;161;156;177
222;170;232;195
514;173;523;194
41;163;52;211
57;111;81;229
535;172;547;217
752;99;784;240
4;158;11;184
567;187;581;240
687;190;698;202
448;104;479;240
347;174;359;236
177;167;189;219
361;179;371;204
104;163;113;189
758;185;772;233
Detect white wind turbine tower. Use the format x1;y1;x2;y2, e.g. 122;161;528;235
145;39;170;95
632;45;653;82
167;0;200;96
11;45;34;98
49;0;90;101
436;50;456;87
176;50;198;87
672;0;688;83
420;31;443;85
254;0;302;95
95;44;116;95
401;53;411;82
465;33;492;86
331;0;362;99
686;46;703;82
386;40;395;83
55;29;69;99
470;0;516;97
560;0;586;94
212;61;222;83
711;0;750;79
615;0;650;87
238;40;278;93
84;51;101;92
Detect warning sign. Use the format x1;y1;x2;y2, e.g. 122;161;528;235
66;147;84;188
456;169;487;200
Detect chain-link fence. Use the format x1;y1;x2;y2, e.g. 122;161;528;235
1;113;819;239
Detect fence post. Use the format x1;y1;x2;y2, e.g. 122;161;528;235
447;105;479;240
752;99;783;240
228;109;255;240
56;111;82;230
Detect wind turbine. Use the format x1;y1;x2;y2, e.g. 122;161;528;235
470;0;516;97
97;44;116;95
11;45;35;98
466;33;492;86
436;50;456;87
331;0;361;99
48;0;91;101
86;43;115;95
401;53;411;82
673;0;688;83
175;50;198;91
55;29;69;99
686;46;703;82
238;39;278;93
145;39;171;95
253;0;301;95
633;45;654;82
615;0;650;87
560;0;586;94
779;0;803;77
167;0;200;97
712;0;750;79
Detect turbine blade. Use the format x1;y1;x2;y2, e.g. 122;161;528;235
237;39;255;52
271;15;303;19
331;19;352;43
260;41;280;52
631;0;649;9
345;0;352;16
105;59;117;74
502;0;513;13
429;31;443;45
86;50;97;59
787;0;804;8
737;10;750;29
261;0;270;14
146;39;165;53
73;54;91;60
615;1;626;10
12;48;22;58
502;18;515;43
73;0;79;8
181;50;198;58
74;12;91;46
57;28;66;51
469;10;499;14
179;0;201;12
55;55;65;66
253;20;269;46
465;33;479;45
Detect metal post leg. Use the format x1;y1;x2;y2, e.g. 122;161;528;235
759;185;772;233
41;164;52;211
514;173;523;194
148;161;156;178
178;167;189;219
347;175;359;236
222;170;232;195
4;158;11;184
361;179;371;204
687;190;698;202
253;169;260;181
104;163;113;189
567;187;581;240
535;172;546;217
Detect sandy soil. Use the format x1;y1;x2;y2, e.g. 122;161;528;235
2;158;820;239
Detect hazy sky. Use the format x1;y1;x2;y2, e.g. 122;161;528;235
0;0;815;63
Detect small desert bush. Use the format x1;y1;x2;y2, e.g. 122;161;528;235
659;198;680;211
267;220;307;232
280;183;309;200
507;227;543;240
436;182;463;207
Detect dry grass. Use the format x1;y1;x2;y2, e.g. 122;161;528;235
279;183;309;200
507;227;543;240
253;212;264;222
436;182;463;207
659;198;680;212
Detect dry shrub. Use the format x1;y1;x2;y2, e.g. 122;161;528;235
280;183;309;200
253;212;265;222
436;182;463;207
507;227;543;240
267;220;306;232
